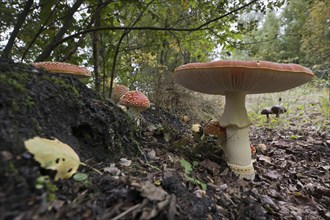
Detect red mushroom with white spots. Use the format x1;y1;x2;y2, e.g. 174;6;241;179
119;90;150;125
32;62;91;78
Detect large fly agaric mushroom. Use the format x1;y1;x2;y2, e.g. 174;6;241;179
119;90;150;125
32;62;91;78
173;60;314;179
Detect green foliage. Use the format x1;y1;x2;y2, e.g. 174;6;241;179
247;83;329;131
1;0;285;99
301;0;330;69
180;159;206;190
233;0;329;74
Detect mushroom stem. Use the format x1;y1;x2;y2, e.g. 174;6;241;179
220;92;251;128
225;127;255;179
220;91;255;179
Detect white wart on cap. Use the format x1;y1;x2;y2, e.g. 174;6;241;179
174;60;314;179
32;62;91;78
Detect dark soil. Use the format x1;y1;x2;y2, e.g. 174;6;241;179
0;61;329;220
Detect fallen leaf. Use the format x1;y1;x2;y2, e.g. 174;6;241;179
24;136;80;181
264;170;281;180
147;149;156;160
131;181;167;201
258;155;272;164
119;158;132;167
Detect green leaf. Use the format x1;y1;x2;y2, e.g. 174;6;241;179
73;173;88;182
180;159;192;174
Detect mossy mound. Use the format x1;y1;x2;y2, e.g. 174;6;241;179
0;60;140;162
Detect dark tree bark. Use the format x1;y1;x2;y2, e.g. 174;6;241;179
1;0;34;60
35;0;84;62
92;0;102;92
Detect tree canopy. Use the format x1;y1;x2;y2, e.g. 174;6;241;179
233;0;329;78
10;0;328;100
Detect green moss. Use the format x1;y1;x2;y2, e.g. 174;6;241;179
48;77;80;96
0;72;30;93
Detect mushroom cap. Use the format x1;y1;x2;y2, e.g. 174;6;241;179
118;91;150;112
203;119;226;137
111;85;129;103
260;108;272;115
32;62;91;78
173;60;314;95
271;105;287;114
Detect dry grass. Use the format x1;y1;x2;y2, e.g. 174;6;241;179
169;79;329;131
246;82;329;131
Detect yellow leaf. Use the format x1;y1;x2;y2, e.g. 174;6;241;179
24;137;80;181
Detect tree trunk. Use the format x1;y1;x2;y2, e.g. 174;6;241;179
92;0;102;92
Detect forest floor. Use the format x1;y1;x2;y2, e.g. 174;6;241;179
0;61;329;220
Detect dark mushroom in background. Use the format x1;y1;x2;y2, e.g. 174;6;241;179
261;108;273;123
271;105;287;117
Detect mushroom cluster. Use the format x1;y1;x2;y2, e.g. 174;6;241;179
173;60;314;179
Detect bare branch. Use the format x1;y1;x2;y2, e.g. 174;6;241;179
54;0;258;50
35;0;85;62
108;0;155;98
1;0;34;60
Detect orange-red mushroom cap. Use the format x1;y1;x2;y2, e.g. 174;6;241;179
32;62;91;78
203;119;226;137
119;91;150;112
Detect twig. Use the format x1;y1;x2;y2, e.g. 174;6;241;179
111;203;141;220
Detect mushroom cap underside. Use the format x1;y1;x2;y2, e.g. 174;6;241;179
173;60;314;95
32;62;91;78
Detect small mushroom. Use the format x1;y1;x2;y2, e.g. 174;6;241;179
191;124;202;133
32;62;91;78
261;108;272;123
119;90;150;125
111;84;129;103
203;119;226;144
271;105;287;117
174;60;314;179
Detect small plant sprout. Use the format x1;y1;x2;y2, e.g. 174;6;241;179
174;60;314;179
180;159;206;190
